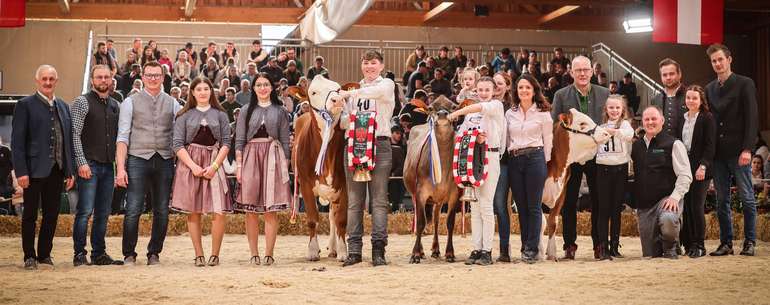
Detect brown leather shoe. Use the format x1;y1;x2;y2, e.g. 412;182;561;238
561;244;577;260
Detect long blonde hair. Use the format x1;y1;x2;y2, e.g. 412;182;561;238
602;94;630;128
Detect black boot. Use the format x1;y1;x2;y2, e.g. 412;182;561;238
688;242;706;258
609;241;624;258
496;245;511;263
342;253;362;267
740;240;755;256
709;242;733;256
372;241;387;266
594;244;612;261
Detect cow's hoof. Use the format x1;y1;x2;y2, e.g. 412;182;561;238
431;250;441;259
409;255;421;264
328;252;338;258
445;255;456;263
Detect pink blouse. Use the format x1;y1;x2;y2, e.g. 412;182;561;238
505;105;553;162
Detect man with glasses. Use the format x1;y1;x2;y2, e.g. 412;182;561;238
71;65;123;266
550;56;609;260
116;61;181;265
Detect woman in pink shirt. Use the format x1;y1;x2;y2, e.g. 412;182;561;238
505;73;553;264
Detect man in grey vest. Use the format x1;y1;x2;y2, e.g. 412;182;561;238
116;61;181;265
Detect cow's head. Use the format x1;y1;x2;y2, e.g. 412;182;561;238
307;74;342;115
559;108;612;164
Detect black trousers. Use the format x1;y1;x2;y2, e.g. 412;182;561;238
680;178;709;248
594;163;627;247
388;179;405;212
561;159;598;249
21;166;64;261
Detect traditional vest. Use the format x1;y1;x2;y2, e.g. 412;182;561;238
128;91;176;160
631;132;677;210
82;92;119;163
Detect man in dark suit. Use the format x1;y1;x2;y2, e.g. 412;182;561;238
704;44;759;257
12;65;75;270
550;56;609;260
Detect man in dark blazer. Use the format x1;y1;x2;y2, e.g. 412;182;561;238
704;44;759;257
550;55;609;260
12;65;75;270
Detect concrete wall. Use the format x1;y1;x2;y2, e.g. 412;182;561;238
0;20;754;101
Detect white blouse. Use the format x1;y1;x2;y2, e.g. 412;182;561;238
682;111;699;152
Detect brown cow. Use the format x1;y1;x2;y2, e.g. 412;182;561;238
541;108;611;260
403;96;462;263
290;75;359;261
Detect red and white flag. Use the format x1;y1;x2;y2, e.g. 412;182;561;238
653;0;723;45
0;0;25;28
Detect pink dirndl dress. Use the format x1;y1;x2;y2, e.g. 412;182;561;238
234;125;291;213
170;126;231;214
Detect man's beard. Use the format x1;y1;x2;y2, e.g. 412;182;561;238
665;80;680;90
94;84;109;93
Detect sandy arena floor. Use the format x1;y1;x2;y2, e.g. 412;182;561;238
1;234;768;305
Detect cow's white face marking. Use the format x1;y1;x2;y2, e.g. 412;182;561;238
308;75;341;111
566;108;611;164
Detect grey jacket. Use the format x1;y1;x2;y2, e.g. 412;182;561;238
172;108;231;153
234;103;291;158
550;84;609;123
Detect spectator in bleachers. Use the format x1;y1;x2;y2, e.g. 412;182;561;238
298;76;309;91
306;56;329;80
261;56;284;86
217;79;230;102
177;42;198;68
598;72;608;87
109;78;124;103
249;39;269;68
406;61;428;99
132;79;143;92
278;85;294;114
221;42;238;68
544;76;560;103
225;65;241;91
550;47;571;72
158;49;173;72
241;62;258;84
94;42;117;75
283;60;302;86
222;87;240;123
617;72;638;112
201;57;220;81
147;40;161;61
121;52;138;75
173;50;192;86
128;37;142;57
516;48;529;75
560;63;574;86
435;46;452;76
423;56;437;83
286;48;303;75
169;86;184;106
526;63;545;86
106;39;117;62
388;126;406;213
490;47;514;73
235;79;251;106
542;62;558;87
449;46;468;79
276;51;288;70
140;46;156;67
609;81;619;94
121;64;142;95
590;62;603;85
199;42;220;70
161;64;173;94
528;51;542;74
405;45;426;76
478;65;490;77
180;81;190;101
467;58;477;68
429;68;452;98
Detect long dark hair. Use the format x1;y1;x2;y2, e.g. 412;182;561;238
140;45;155;66
685;84;711;113
176;77;226;118
244;73;282;126
513;73;550;112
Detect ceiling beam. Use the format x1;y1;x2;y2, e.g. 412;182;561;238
58;0;70;14
423;2;455;23
520;4;539;15
537;5;580;24
184;0;196;18
375;0;626;8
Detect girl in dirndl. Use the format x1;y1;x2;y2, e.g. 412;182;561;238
171;77;232;267
234;73;291;266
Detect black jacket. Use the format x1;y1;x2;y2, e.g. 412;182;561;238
705;73;758;159
651;85;687;138
11;93;75;178
676;111;716;179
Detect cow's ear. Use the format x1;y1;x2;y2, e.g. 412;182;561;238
287;86;308;101
341;83;361;90
558;113;572;125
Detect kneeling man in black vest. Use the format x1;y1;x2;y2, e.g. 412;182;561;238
632;106;693;259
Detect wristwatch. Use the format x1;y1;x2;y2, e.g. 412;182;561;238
698;165;707;171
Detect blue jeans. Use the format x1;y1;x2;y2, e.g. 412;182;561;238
493;163;511;250
712;156;757;244
508;149;547;255
122;154;174;258
73;161;115;258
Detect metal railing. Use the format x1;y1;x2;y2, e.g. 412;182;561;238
81;30;95;94
90;33;590;86
592;42;663;117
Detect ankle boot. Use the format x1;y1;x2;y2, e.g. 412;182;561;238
372;241;387;266
609;241;624;258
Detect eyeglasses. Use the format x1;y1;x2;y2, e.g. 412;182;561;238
254;83;272;88
143;73;163;80
572;68;592;75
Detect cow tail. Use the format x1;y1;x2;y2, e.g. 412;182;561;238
290;145;299;224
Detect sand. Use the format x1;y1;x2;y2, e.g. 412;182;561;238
1;234;769;305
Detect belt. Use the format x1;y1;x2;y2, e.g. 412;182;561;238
376;136;389;141
510;146;542;157
487;147;500;152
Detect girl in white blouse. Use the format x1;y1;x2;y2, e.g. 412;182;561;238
594;94;634;260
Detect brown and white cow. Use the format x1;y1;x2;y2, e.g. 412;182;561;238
540;108;612;260
403;96;462;263
291;75;358;261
